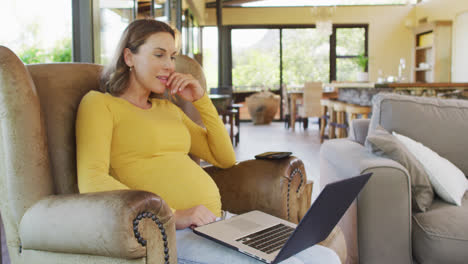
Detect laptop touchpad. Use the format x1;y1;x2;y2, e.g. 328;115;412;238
226;218;262;231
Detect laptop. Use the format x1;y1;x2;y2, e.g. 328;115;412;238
194;173;372;264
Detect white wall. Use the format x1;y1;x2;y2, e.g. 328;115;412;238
453;11;468;82
415;0;468;82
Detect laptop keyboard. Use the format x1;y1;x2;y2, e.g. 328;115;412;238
236;224;295;254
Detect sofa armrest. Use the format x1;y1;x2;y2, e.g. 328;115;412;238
19;190;176;262
204;156;312;224
320;139;413;264
348;118;370;145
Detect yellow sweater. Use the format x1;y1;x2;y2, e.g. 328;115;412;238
76;91;236;217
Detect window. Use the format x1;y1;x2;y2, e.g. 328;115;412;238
231;29;280;92
96;0;135;64
0;0;72;63
202;27;219;91
282;28;330;88
333;26;368;82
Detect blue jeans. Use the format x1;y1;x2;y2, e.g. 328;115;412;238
176;228;341;264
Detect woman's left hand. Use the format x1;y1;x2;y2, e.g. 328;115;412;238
166;72;205;102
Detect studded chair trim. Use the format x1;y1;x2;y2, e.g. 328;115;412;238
287;168;304;221
133;212;170;264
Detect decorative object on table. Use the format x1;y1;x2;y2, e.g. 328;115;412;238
386;75;396;83
398;58;407;82
246;91;280;125
355;54;369;82
377;69;385;84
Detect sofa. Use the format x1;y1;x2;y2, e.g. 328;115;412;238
320;93;468;264
0;45;318;264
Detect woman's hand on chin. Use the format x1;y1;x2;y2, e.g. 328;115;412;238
166;72;205;102
174;205;217;230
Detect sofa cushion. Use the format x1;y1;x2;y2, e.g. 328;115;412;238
393;131;467;206
368;93;468;176
365;126;433;212
412;192;468;264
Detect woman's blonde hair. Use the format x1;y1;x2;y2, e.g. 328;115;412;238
100;19;176;96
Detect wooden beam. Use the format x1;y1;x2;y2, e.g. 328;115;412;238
206;0;261;8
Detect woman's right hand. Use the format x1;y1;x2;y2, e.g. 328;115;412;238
174;205;217;230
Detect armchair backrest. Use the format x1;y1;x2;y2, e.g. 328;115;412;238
0;45;206;235
369;93;468;175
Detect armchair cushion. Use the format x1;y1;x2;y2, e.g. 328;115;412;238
19;190;176;261
365;126;433;212
412;193;468;264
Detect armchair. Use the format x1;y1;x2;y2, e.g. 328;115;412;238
0;45;314;264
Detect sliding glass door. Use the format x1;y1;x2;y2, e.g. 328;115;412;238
231;29;280;93
282;28;330;89
211;24;367;120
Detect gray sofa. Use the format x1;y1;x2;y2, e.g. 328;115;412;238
320;93;468;264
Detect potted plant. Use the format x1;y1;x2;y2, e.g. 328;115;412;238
355;54;369;82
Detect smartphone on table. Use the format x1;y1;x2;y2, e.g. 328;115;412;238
254;151;292;160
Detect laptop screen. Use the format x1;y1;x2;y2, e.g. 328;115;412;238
272;173;371;264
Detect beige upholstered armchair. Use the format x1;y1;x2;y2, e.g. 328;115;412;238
0;45;314;264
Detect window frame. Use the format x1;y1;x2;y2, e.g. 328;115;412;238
330;24;369;81
225;24;368;87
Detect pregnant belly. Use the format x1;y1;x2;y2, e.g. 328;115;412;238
114;154;222;216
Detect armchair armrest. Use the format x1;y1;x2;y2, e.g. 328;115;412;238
204;156;312;224
19;190;176;262
320;139;412;264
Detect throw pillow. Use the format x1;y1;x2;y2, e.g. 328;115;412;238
393;131;467;206
365;126;434;212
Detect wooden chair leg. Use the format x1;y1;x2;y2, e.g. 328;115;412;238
229;114;234;144
319;118;326;143
319;106;327;143
342;112;348;138
329;109;336;139
337;111;344;138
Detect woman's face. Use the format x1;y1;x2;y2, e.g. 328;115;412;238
126;32;177;94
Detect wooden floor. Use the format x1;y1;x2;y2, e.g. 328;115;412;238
234;120;323;201
0;120;322;264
